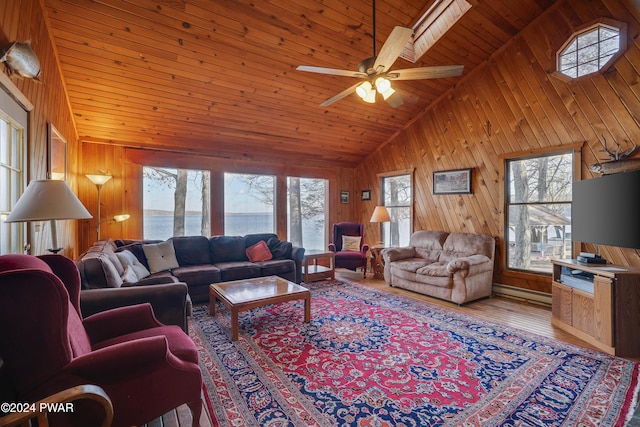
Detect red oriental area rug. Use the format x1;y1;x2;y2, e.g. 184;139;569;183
190;279;640;426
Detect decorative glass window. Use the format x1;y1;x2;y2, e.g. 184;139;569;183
556;19;626;80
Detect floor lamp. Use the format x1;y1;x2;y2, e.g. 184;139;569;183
5;180;92;253
85;174;112;241
369;205;391;246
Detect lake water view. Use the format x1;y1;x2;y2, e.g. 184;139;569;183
144;213;326;251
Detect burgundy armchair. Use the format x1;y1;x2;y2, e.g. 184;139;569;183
0;254;202;427
328;222;369;278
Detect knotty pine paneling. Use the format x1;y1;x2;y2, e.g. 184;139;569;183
356;0;640;293
0;0;79;257
79;143;355;253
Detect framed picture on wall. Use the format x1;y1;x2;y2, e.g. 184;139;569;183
433;168;472;194
47;123;67;181
340;191;349;203
361;190;371;200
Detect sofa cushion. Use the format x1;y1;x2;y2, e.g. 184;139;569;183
245;233;279;249
257;259;295;277
417;261;450;277
210;236;247;263
89;240;125;277
215;261;261;282
171;236;212;266
267;238;292;259
246;240;273;262
172;264;221;286
414;270;453;288
143;240;179;273
115;250;150;280
389;258;433;273
440;232;495;262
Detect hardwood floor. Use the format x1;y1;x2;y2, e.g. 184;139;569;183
154;268;639;427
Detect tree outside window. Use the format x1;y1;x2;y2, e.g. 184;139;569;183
143;167;210;240
287;177;327;250
506;152;573;273
382;174;412;247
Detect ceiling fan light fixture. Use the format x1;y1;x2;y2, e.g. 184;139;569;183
356;81;373;99
374;77;391;92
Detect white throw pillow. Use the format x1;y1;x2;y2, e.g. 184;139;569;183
142;241;179;274
116;250;151;280
342;235;362;252
121;266;139;284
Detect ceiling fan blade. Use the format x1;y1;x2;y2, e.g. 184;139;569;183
296;65;367;78
388;65;464;80
319;82;362;106
373;26;414;73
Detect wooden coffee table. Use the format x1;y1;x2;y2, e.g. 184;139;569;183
209;276;311;341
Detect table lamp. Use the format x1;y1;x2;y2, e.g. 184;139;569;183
5;179;92;253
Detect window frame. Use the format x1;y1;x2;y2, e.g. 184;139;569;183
379;169;414;247
503;146;579;275
553;18;627;82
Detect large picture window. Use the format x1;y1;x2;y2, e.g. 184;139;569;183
505;151;573;273
381;173;412;247
287;177;327;251
143;167;210;240
224;173;275;235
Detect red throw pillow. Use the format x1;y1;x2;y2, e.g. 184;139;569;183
246;240;273;262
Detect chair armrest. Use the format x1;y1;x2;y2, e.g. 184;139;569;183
80;283;190;332
328;243;336;252
381;247;416;262
446;255;492;275
361;243;370;255
83;303;164;343
66;336;170;377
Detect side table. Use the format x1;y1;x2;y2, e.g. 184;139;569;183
303;250;335;282
370;245;386;280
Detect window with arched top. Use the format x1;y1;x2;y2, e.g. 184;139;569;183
555;18;627;81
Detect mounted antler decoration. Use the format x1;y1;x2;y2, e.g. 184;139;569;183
589;135;640;175
0;40;41;80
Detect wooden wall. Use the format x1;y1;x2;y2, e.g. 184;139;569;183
355;0;640;293
78;142;355;252
0;0;79;257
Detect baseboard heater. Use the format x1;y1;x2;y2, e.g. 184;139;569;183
492;283;552;307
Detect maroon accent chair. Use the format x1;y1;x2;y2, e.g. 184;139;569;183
328;222;370;278
0;254;202;427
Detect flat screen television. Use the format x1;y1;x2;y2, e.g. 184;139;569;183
572;169;640;249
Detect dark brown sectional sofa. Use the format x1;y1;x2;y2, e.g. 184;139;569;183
77;233;305;331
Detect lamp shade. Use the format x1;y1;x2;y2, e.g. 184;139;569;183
5;180;92;222
370;206;391;223
85;174;112;186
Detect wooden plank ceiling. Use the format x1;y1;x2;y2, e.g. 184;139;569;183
42;0;556;168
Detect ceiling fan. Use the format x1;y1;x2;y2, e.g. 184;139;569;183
297;0;464;108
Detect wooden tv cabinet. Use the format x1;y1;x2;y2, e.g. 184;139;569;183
551;259;640;357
